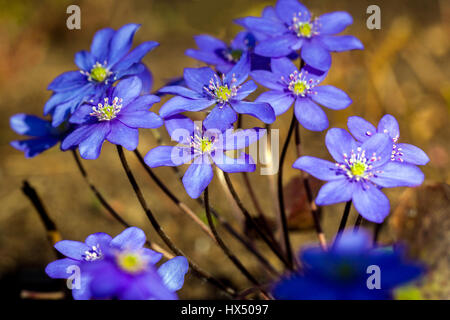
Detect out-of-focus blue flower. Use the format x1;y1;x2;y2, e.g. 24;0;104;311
61;77;162;160
348;115;429;165
236;0;363;71
144;115;265;199
273;230;425;300
45;24;158;127
252;57;352;131
158;54;275;132
10;114;70;158
45;227;189;300
185;31;271;73
293;128;425;222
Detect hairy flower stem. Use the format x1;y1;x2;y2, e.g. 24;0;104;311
21;180;63;258
223;172;291;268
133;149;215;241
277;113;297;270
333;200;353;248
204;187;270;299
116;146;236;297
294;122;327;250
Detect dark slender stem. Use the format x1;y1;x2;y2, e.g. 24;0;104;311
116;146;235;297
333;200;352;247
277;113;296;270
354;214;363;232
294;122;327;249
223;172;291;268
373;221;384;247
21;180;63;258
204;187;269;297
72;150;130;228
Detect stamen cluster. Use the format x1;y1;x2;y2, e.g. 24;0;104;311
83;245;103;262
204;74;240;104
90;97;123;121
282;70;319;97
334;147;382;182
289;13;320;38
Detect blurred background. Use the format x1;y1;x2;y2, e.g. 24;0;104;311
0;0;448;299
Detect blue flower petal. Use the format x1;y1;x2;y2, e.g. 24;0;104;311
142;248;163;264
319;35;364;52
135;63;153;94
182;162;214;199
112;76;142;106
111;226;146;250
377;114;400;139
84;232;112;249
371;162;424;188
183;67;216;93
213;153;256;173
164;114;194;144
144;146;193;167
90;27;115;62
225;53;250;86
360;133;392;168
75;50;95;71
203;104;237;132
318;11;353;35
118;111;163;129
294;97;328;131
45;258;80;279
255;90;294;116
352;183;390;223
158;86;202;99
185;49;224;65
121;94;160;112
325;128;358;162
10;137;59;158
250;70;284;90
108;23;140;67
159;96;215;118
347;116;376;142
293;156;341;181
78;122;110;160
301;40;332;71
271;57;298;78
54;240;90;260
236;17;286;36
194;34;227;51
231;100;275;124
61;125;96;151
157;256;189;292
276;0;311;24
255;35;298;57
72;274;92;300
47;71;86;92
312;85;352;110
106;121;139;151
315;178;353;205
223;127;266;151
112;41;159;71
10;114;51;137
234;80;257;100
396;143;429;165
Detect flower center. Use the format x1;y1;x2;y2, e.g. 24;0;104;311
116;251;148;274
350;161;367;176
86;62;112;83
290;14;318;38
204;74;240;104
191;131;215;155
90;97;123;121
282;71;318;97
83;245;103;262
334;147;382;182
223;48;243;62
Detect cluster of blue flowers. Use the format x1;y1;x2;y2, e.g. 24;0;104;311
11;0;428;300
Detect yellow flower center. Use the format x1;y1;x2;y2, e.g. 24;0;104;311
350;162;367;177
200;138;213;153
215;85;231;102
293;81;308;95
298;22;312;37
90;65;108;82
117;252;147;274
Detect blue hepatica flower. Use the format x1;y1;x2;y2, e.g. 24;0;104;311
144;115;265;199
293;128;425;222
45;227;188;300
10;114;70;158
348;115;430;165
45;23;158;127
252;57;352;131
158;54;275;132
61;77;163;160
273;230;425;300
185;31;271;73
236;0;363;71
